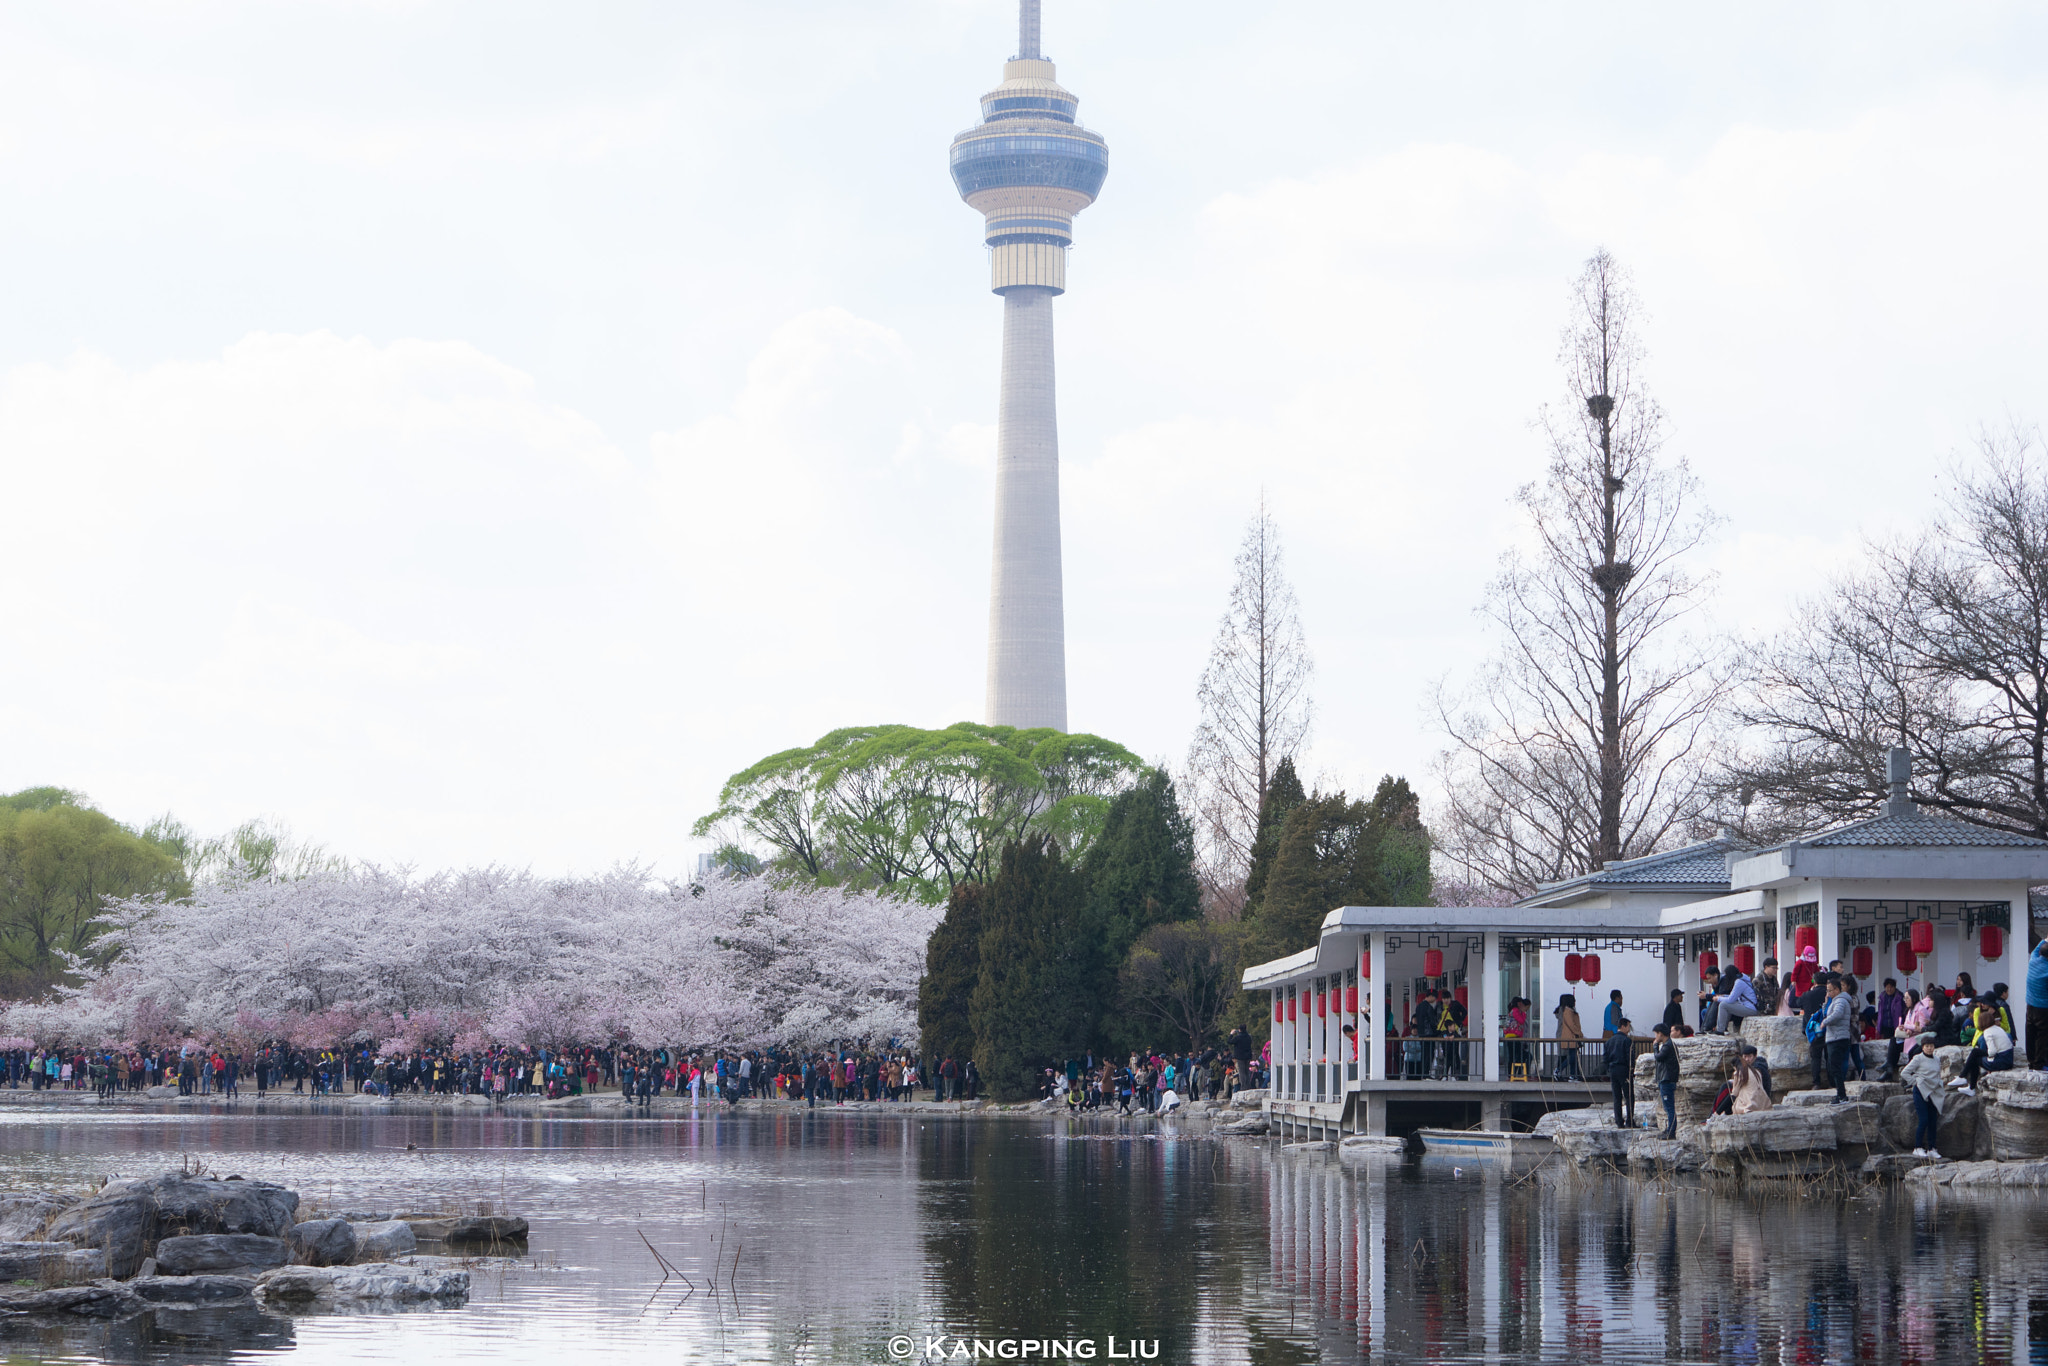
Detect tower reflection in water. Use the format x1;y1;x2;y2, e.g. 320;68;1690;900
1264;1153;2048;1364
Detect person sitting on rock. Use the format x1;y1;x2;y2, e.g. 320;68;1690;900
1730;1050;1773;1115
1953;1005;2015;1096
1710;965;1760;1034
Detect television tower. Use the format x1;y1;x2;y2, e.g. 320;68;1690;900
949;0;1107;732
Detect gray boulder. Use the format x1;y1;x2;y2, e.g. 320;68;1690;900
289;1218;358;1267
1705;1106;1837;1156
1735;1015;1810;1071
154;1233;291;1278
1906;1158;2048;1188
1981;1070;2048;1161
1555;1127;1634;1166
350;1220;417;1263
1338;1136;1405;1157
257;1261;469;1305
445;1215;526;1243
1280;1141;1334;1154
1936;1045;1970;1083
0;1241;104;1281
1861;1152;1935;1178
1627;1136;1706;1172
0;1193;81;1242
1229;1088;1268;1109
47;1174;298;1278
1930;1089;1982;1160
1881;1095;1920;1150
0;1283;144;1318
1830;1101;1885;1149
128;1274;259;1303
1532;1107;1605;1138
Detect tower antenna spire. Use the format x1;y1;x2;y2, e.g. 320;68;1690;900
1019;0;1041;60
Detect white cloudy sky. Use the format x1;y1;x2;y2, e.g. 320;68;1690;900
2;1;2045;874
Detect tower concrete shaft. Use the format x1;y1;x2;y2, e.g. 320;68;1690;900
948;0;1106;733
987;286;1065;730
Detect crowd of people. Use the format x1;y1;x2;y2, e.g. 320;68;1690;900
1626;935;2048;1150
1030;1031;1268;1113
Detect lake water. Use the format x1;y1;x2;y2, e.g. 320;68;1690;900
0;1106;2041;1364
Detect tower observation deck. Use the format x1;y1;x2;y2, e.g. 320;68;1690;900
949;0;1106;733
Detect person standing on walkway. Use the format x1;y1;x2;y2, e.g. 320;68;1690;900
1554;994;1583;1082
2029;936;2048;1070
1605;1018;1636;1128
1651;1023;1679;1138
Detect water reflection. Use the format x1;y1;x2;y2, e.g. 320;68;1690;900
1259;1151;2048;1364
0;1108;2038;1363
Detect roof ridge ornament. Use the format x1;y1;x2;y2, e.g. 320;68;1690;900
1884;745;1917;818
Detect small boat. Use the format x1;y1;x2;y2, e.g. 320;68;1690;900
1416;1128;1552;1158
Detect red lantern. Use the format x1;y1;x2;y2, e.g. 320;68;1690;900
1794;925;1819;959
1699;950;1719;983
1896;942;1918;974
1345;986;1358;1013
1360;950;1371;978
1852;945;1873;978
1733;944;1756;976
1316;991;1326;1018
1274;996;1283;1023
1454;985;1469;1007
1911;919;1934;956
1424;949;1444;979
1981;925;2004;960
1287;992;1297;1021
1564;953;1583;983
1582;954;1602;986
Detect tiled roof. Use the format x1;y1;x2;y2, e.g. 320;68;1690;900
1522;838;1739;904
1805;811;2048;848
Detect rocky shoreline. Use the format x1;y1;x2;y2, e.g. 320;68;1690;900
1536;1018;2048;1183
0;1170;527;1324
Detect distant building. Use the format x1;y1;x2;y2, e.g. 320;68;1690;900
949;0;1108;732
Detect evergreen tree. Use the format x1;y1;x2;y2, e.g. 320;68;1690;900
1081;768;1201;1052
1248;777;1433;970
970;836;1093;1099
1082;769;1199;971
1241;756;1306;914
916;881;986;1069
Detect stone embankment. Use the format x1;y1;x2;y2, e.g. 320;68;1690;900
0;1171;526;1322
1535;1017;2048;1183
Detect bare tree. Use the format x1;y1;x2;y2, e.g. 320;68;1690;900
1185;503;1314;907
1731;427;2048;838
1435;250;1727;894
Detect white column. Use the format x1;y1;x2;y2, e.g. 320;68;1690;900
1482;931;1503;1082
1367;932;1386;1082
1818;894;1841;975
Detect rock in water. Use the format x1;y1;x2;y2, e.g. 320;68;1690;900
257;1262;469;1305
128;1274;260;1303
0;1193;81;1242
154;1233;292;1278
0;1241;105;1282
289;1218;359;1267
47;1174;297;1278
445;1215;527;1243
350;1220;419;1263
1981;1070;2048;1161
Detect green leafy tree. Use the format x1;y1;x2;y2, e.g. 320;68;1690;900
916;881;986;1068
0;791;189;992
1118;920;1246;1054
970;836;1093;1099
695;723;1144;903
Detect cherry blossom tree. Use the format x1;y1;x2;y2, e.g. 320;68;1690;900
8;865;940;1052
